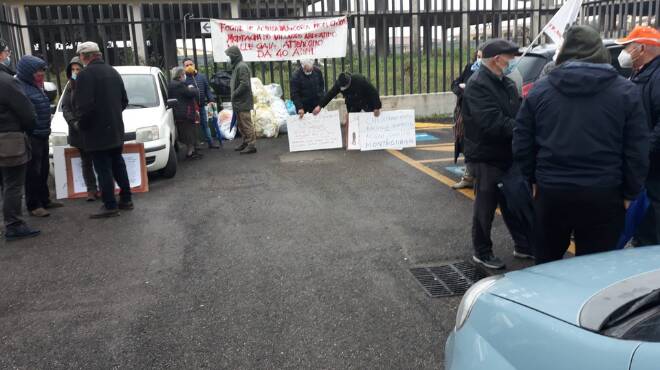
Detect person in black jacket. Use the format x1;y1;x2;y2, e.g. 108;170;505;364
462;38;531;270
514;26;649;264
75;42;132;219
61;57;99;201
16;55;64;217
314;72;382;117
290;59;325;118
0;42;40;241
451;49;482;190
183;58;220;149
169;67;202;160
615;26;660;246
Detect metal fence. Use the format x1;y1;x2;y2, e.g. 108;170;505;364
1;0;658;98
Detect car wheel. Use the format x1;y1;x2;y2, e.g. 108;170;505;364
160;143;177;179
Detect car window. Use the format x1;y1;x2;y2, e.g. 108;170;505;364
516;55;549;84
623;309;660;342
121;74;159;109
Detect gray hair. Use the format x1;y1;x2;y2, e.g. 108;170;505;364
300;59;314;68
171;66;185;81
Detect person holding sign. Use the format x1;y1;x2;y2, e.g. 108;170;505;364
226;46;257;155
314;72;382;117
290;59;325;118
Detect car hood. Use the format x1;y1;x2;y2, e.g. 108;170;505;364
50;107;162;136
488;246;660;326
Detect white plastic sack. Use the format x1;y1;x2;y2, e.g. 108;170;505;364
219;109;237;140
252;104;279;138
271;98;289;134
265;84;283;99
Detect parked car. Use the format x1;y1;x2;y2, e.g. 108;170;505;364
517;40;631;98
50;66;179;178
445;246;660;370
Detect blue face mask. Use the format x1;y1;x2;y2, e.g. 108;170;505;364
1;56;9;67
71;72;78;81
471;58;482;72
503;59;518;75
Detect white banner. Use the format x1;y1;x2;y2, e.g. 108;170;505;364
352;110;417;152
543;0;583;45
287;110;343;152
211;17;348;62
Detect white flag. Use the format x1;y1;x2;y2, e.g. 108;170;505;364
543;0;583;45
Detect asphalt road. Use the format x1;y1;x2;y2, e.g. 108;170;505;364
0;135;531;369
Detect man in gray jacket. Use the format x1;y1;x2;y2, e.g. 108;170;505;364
225;46;256;155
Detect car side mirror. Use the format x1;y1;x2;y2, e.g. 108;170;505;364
44;81;58;102
166;98;178;109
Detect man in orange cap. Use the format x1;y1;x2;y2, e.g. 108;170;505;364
616;26;660;246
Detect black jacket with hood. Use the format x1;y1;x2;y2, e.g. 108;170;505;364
319;73;382;113
513;62;649;200
290;66;325;113
0;63;36;136
630;56;660;175
61;57;85;149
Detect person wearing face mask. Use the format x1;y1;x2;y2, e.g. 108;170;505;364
225;46;257;154
182;58;220;150
290;59;325;119
462;38;532;270
61;57;99;201
16;55;64;218
615;26;660;246
451;49;483;190
314;72;382;118
514;25;649;264
0;39;12;69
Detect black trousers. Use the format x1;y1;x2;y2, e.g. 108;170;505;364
78;149;98;193
25;136;51;211
472;162;531;257
534;187;625;264
635;174;660;246
1;164;27;227
90;146;132;210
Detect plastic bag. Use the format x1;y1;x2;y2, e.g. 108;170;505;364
252;104;279;138
271;98;289;134
219;109;237;140
285;100;297;115
265;84;283;99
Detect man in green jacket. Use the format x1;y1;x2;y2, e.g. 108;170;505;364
225;46;256;155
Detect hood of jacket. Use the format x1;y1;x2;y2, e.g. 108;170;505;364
66;56;83;80
548;61;619;97
225;46;243;68
16;55;47;86
632;55;660;84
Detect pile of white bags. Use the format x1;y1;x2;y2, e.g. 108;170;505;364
250;78;288;138
218;107;236;140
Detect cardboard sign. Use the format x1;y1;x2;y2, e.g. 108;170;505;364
211;17;348;62
348;110;416;151
287;110;342;152
54;143;149;199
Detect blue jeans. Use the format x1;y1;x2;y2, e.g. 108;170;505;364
199;105;222;143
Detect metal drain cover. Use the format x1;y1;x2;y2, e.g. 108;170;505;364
410;261;490;298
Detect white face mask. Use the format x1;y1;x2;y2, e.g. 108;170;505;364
618;49;634;69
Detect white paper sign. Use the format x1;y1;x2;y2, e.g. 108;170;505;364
211;17;348;62
287;110;343;152
356;110;416;151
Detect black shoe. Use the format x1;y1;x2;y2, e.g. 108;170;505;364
90;206;120;219
44;201;64;209
234;142;248;152
5;224;41;242
473;253;506;270
209;142;222;149
185;152;203;160
240;146;257;155
513;248;535;260
118;201;134;211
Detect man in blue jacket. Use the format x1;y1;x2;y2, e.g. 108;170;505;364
16;55;63;217
514;26;649;264
183;58;220;149
616;26;660;246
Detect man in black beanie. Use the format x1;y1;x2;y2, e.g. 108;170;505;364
513;25;649;264
314;72;382;117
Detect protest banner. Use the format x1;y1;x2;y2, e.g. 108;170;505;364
287;110;343;152
54;143;149;199
543;0;583;45
354;110;416;152
210;16;348;62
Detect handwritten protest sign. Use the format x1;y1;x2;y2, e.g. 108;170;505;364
211;17;348;62
287;110;342;152
353;110;416;151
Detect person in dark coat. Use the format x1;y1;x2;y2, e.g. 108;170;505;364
462;38;531;270
16;55;64;217
615;26;660;246
169;67;202;160
451;49;482;190
61;56;98;201
315;72;382;117
514;25;649;264
0;41;40;241
74;41;132;219
183;58;220;149
290;59;325;118
226;46;257;155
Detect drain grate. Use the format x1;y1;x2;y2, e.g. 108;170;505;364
410;261;490;298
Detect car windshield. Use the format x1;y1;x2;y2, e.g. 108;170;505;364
121;74;159;109
515;54;550;84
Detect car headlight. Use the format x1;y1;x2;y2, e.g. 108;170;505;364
455;275;502;331
136;125;160;143
49;132;68;147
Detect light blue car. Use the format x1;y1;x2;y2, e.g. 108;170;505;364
445;246;660;369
